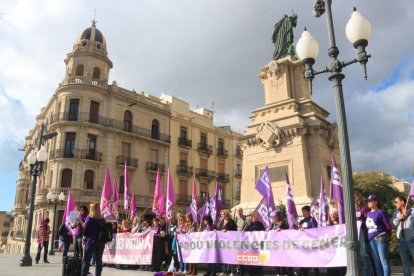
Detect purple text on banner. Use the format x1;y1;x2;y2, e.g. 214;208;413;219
103;231;154;265
177;223;361;267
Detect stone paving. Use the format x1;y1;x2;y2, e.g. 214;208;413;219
0;253;406;276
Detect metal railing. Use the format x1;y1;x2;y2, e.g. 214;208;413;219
145;162;165;172
216;173;230;183
50;112;171;143
195;168;215;180
176;194;192;205
197;143;212;156
176;165;193;176
178;137;192;148
217;148;228;159
235;169;242;178
235;148;243;158
49;148;102;162
116;156;138;168
79;149;102;161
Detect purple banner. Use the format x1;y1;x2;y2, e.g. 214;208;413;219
177;224;359;267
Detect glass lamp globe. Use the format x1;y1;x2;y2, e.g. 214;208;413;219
46;191;54;201
28;150;37;165
296;29;320;60
58;192;65;201
36;147;48;162
345;9;372;45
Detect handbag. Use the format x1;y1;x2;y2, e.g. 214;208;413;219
374;232;391;243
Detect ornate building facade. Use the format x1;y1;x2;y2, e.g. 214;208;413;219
6;23;241;253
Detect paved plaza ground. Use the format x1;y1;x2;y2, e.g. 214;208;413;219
0;253;406;276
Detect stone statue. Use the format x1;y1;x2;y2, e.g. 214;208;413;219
272;13;298;61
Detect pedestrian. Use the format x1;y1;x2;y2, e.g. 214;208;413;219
118;219;132;233
299;205;319;276
203;215;217;276
241;212;264;276
58;223;73;260
81;202;106;276
72;205;88;258
234;207;246;231
131;216;142;233
392;195;414;276
151;218;166;272
175;215;188;273
218;209;237;276
366;194;392;276
185;213;198;275
35;218;51;264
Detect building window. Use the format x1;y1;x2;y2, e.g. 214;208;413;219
200;158;207;170
218;162;225;173
122;142;131;158
75;64;84;76
64;133;76;158
84;170;94;189
92;67;101;79
89;101;99;123
119;175;125;194
68;99;79;121
149;180;156;194
151;119;159;139
179;180;187;196
61;169;72;188
123;110;132;132
180;127;187;138
179;152;187;167
218;139;224;150
200;133;207;145
87;134;97;159
150;149;158;163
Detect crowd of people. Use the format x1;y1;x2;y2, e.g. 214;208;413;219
33;191;414;276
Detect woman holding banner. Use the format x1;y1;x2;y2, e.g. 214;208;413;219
241;211;264;276
218;209;237;276
151;218;167;272
176;215;188;273
185;213;198;275
203;215;217;276
299;205;319;276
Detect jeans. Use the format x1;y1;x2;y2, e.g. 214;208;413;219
206;263;217;274
62;240;70;257
361;256;372;276
397;239;414;276
74;236;83;258
81;242;105;276
35;241;49;262
369;239;391;276
179;262;187;271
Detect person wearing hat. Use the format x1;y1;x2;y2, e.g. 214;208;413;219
392;195;414;276
366;194;392;276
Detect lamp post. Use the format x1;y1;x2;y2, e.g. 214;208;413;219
20;123;58;266
296;1;371;275
46;191;65;255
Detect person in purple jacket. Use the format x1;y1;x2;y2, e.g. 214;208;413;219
366;194;392;276
81;202;106;276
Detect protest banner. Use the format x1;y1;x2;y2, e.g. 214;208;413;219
103;231;154;265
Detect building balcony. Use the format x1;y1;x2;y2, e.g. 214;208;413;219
176;194;192;205
118;194;153;208
35;189;48;205
216;173;230;183
49;148;79;159
116;155;138;168
217;148;228;159
146;162;165;173
197;143;212;156
178;137;192;148
195;168;215;181
235;169;242;178
60;76;108;90
49;112;171;143
176;165;193;176
79;149;102;162
235;148;243;158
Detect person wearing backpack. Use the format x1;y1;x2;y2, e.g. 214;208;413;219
82;202;107;276
58;223;73;260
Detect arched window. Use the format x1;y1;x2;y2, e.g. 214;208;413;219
119;175;125;194
151;119;159;139
75;64;84;76
84;170;94;190
123;110;132;132
61;169;72;188
92;67;101;79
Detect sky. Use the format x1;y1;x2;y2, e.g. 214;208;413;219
0;0;413;211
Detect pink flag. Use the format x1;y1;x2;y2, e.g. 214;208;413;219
130;192;137;219
124;162;130;211
166;167;176;221
36;208;45;245
330;155;345;224
152;169;165;217
112;177;119;220
286;172;299;230
319;176;329;227
64;189;77;235
100;168;113;218
186;176;198;221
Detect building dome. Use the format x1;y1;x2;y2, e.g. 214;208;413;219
76;21;106;47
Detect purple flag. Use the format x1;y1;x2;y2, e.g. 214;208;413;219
130;192;136;219
330;155;345;224
255;166;276;214
166;167;176;221
210;181;223;224
100;169;113;218
65;189;77;235
152;169;165;217
409;180;414;200
186;176;198;221
285;172;298;229
310;198;319;218
255;196;271;229
198;192;211;220
112;177;119;220
124;162;130;211
319;176;329;227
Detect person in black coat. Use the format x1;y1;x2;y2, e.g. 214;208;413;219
241;212;265;276
58;223;73;259
217;209;237;275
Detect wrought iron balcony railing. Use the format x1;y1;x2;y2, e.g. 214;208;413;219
217;148;228;159
216;173;230;183
195;168;215;180
178;137;192;148
197;143;212;156
146;162;165;172
176;165;193;176
116;155;138;168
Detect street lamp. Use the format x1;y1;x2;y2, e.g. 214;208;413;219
20;123;58;266
296;1;371;275
46;191;65;255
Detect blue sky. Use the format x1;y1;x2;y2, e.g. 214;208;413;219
1;0;414;212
